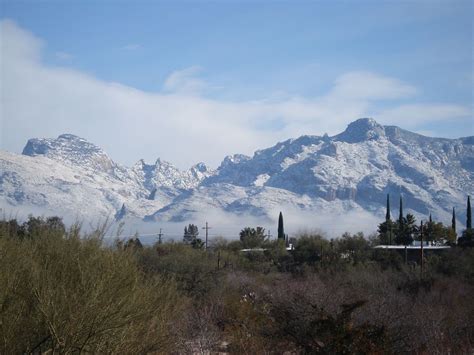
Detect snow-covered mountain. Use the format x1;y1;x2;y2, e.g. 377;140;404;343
1;118;473;234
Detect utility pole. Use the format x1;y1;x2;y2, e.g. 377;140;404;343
157;228;163;245
202;222;211;250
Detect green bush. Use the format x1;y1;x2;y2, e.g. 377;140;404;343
0;228;183;353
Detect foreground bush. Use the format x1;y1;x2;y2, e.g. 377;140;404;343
0;229;183;353
1;218;473;353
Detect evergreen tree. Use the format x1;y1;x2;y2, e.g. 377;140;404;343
240;227;267;249
124;234;143;251
385;194;391;221
467;195;472;229
378;194;394;244
183;224;199;244
398;196;403;225
394;213;415;246
395;196;405;244
458;196;474;247
452;207;456;233
426;214;434;242
377;219;395;245
405;213;417;242
191;237;204;249
278;211;285;240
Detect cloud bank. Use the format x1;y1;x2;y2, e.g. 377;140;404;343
1;19;471;169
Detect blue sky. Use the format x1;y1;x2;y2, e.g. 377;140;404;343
1;0;473;168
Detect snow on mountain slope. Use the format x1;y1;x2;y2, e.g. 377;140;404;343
1;118;473;234
3;134;209;222
132;159;214;191
0;150;173;222
201;118;473;224
23;134;128;179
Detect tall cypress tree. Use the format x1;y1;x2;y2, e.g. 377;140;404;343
398;196;403;225
452;207;456;232
394;195;405;245
278;211;285;240
386;194;391;221
467;196;472;229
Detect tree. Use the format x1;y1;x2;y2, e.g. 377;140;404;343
378;194;394;244
459;196;474;247
240;227;267;249
467;196;472;229
43;217;66;236
452;207;456;234
191;237;204;249
394;196;407;244
277;212;285;240
377;220;395;245
183;224;199;244
398;196;403;225
458;229;474;247
385;194;391;221
337;232;371;264
292;234;328;266
22;216;65;239
425;214;434;242
394;213;416;246
421;219;451;243
124;234;143;251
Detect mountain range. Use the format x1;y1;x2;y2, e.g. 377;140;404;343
1;118;473;236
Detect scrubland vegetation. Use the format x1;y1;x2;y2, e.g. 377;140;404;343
1;216;473;353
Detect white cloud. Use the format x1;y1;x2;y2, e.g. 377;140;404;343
376;103;472;128
162;66;208;95
0;20;471;169
330;71;418;100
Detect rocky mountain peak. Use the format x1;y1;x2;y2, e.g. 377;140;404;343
21;134;117;173
191;162;210;173
335;117;386;143
23;134;101;157
220;154;251;169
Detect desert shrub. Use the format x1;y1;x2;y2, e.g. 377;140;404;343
2;216;473;353
372;248;404;270
292;234;327;267
428;247;474;283
136;243;222;300
0;226;183;353
335;232;372;265
0;215;66;240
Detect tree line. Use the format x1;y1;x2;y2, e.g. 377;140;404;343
377;194;473;247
